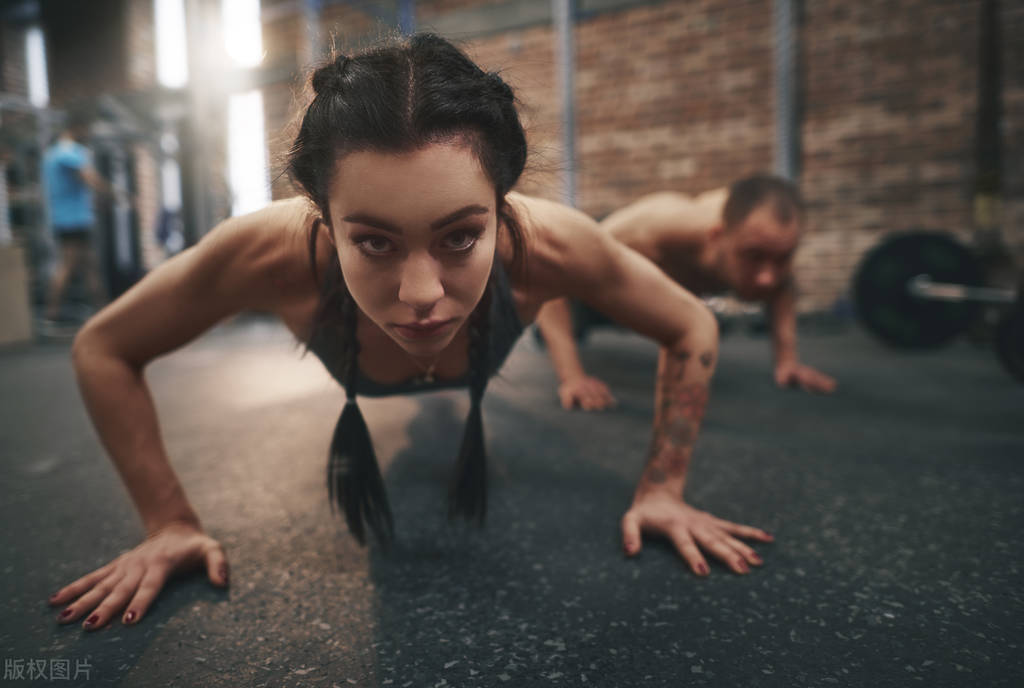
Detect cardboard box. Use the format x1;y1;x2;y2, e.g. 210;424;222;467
0;244;34;346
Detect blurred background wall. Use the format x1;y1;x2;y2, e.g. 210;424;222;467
1;0;1021;316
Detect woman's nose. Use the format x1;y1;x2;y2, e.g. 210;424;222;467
398;255;444;312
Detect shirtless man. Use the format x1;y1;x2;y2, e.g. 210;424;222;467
536;174;837;410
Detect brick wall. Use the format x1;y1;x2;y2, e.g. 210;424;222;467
124;0;165;271
1002;1;1024;257
419;0;510;23
256;0;1024;312
799;0;983;310
125;0;157;91
575;0;775;218
464;27;564;200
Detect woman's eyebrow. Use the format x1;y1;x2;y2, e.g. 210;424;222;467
342;205;489;234
429;204;489;230
342;213;402;234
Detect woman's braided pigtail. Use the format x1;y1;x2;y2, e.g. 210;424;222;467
448;278;494;523
324;258;395;546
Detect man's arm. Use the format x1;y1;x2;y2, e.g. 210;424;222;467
78;164;115;196
768;281;799;367
767;283;837;393
534;298;615;410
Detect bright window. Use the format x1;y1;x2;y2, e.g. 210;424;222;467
223;0;263;67
26;26;49;107
155;0;188;88
227;89;270;216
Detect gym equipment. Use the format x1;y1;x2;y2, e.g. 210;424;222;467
854;231;987;348
567;297;764;344
853;230;1022;381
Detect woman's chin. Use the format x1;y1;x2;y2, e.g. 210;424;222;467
392;327;459;359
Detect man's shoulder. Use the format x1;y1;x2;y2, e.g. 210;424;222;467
616;192;712;242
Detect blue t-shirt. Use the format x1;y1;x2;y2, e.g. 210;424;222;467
43;140;95;231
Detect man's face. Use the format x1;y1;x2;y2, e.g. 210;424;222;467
719;204;801;301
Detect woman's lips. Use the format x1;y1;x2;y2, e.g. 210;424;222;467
392;318;455;340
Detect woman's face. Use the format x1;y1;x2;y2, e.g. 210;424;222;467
327;142;498;360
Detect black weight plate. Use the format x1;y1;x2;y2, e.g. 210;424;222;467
995;302;1024;384
853;231;984;348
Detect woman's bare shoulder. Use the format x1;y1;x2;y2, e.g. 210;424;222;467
77;198;325;365
509;192;599;257
200;197;325;306
504;192;613;301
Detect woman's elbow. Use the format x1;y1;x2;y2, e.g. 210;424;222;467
670;300;719;355
70;321;135;378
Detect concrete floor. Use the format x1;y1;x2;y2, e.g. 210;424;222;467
1;317;1021;687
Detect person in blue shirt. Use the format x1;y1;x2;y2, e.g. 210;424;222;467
42;112;111;325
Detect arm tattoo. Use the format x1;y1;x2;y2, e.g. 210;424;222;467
640;347;711;492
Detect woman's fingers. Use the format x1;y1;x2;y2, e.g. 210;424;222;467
558;387;575;409
666;527;710;577
621;510;643;556
715;519;775;543
692;528;750;574
721;534;764;567
580;392;606;411
561;378;616;411
121;565;172;626
49;562;115;607
81;566;145;632
50;525;225;629
204;544;230;587
585;381;616;410
56;570;124;624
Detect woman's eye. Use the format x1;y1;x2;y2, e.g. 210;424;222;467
442;230;480;252
357;236;394;255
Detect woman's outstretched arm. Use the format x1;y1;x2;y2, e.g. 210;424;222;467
518;194;773;576
48;201;316;629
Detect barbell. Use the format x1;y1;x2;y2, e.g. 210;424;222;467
852;230;1022;382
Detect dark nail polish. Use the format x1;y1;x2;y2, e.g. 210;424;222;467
737;561;750;573
750;553;763;564
59;608;73;619
124;611;136;624
84;614;99;627
697;563;709;576
49;592;60;601
219;565;228;581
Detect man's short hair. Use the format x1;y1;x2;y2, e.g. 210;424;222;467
723;174;803;230
63;106;94;134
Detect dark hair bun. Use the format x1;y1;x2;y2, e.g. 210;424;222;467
311;55;349;96
488;72;515;103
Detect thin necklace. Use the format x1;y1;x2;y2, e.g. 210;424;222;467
410;353;442;384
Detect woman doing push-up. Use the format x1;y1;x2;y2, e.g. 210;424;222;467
48;33;773;632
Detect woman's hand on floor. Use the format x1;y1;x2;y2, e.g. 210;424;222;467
558;374;617;411
48;521;229;630
621;490;773;575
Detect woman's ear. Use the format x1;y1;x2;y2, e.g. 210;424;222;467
317;217;339;252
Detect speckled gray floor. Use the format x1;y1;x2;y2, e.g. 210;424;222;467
1;317;1021;687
